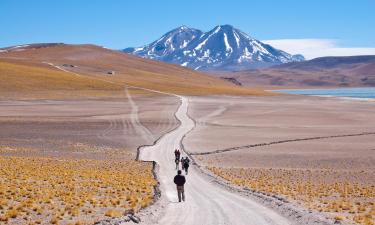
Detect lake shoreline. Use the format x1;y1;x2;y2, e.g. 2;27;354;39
271;87;375;101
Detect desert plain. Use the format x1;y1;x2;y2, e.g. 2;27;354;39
184;95;375;225
0;44;374;225
1;89;374;225
0;93;179;224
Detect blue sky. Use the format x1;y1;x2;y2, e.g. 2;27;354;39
1;0;374;58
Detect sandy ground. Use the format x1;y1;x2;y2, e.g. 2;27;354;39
0;95;179;158
184;95;375;166
199;135;375;171
183;95;375;224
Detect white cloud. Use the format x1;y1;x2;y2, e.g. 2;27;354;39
262;39;375;59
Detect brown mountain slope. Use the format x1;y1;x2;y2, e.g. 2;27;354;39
212;55;375;88
0;43;266;99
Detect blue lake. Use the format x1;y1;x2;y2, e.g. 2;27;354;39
272;87;375;99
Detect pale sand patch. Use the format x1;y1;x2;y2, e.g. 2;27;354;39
185;95;375;155
183;95;375;225
0;95;179;155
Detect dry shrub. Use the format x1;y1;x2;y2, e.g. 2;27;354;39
209;167;374;225
0;155;156;224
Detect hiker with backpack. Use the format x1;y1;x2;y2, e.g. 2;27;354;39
183;157;190;175
174;149;181;169
174;149;181;161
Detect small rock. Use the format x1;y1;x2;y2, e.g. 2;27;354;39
129;215;141;223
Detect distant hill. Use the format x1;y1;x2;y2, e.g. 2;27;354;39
0;43;265;99
273;55;375;71
211;55;375;88
123;25;304;71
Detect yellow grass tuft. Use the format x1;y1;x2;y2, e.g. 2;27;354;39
104;209;123;218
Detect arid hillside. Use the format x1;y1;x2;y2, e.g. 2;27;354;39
212;55;375;88
0;43;266;99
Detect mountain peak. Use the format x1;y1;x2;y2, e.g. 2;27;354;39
171;25;199;33
216;24;234;30
178;25;190;30
123;25;304;71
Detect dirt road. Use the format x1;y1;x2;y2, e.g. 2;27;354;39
139;96;291;225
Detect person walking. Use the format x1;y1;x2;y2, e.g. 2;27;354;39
175;157;180;170
173;170;186;202
183;157;190;175
181;157;185;170
174;149;181;161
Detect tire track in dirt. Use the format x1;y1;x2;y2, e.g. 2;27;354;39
191;131;375;156
125;88;155;143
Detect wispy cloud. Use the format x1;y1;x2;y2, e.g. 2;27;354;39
262;39;375;59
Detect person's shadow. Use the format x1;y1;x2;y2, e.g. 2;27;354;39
169;200;184;204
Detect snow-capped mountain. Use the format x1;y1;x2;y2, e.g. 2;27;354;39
124;26;202;60
123;25;304;71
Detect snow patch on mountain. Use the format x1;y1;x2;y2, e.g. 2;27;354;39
223;33;233;54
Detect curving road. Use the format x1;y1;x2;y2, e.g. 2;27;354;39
139;96;291;225
41;63;292;224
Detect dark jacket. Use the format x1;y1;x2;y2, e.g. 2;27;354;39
174;174;186;186
183;161;190;168
183;158;190;167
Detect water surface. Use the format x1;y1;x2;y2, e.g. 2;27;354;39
273;87;375;100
